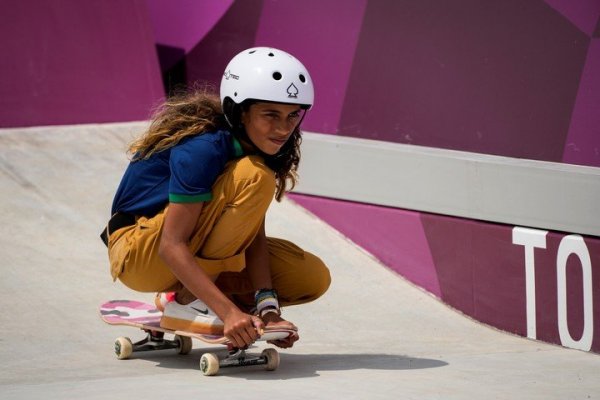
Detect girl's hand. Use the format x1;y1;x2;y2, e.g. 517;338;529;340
223;310;264;349
262;313;299;348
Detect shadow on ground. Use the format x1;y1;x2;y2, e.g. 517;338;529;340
122;347;448;379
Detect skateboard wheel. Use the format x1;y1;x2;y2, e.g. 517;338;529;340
262;348;280;371
176;335;192;355
199;353;220;376
114;337;133;360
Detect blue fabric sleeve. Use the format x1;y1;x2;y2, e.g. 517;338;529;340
169;138;224;203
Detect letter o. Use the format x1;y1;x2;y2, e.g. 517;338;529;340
556;235;593;351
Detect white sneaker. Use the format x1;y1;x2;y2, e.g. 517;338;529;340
154;292;176;312
160;299;224;335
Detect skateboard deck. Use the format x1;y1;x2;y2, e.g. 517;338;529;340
100;299;295;375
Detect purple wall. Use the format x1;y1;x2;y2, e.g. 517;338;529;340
548;0;600;169
292;194;600;353
147;0;233;55
147;0;600;168
253;1;368;135
545;0;600;36
0;0;164;127
339;1;590;164
563;39;600;166
4;1;597;163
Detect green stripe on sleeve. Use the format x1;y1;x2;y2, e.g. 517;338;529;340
169;192;213;203
232;136;244;157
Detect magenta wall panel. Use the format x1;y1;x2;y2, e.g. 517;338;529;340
292;194;600;353
147;0;234;53
146;0;234;73
562;39;600;167
177;0;264;92
420;214;530;336
253;0;368;134
4;0;599;165
291;195;441;297
146;0;600;167
544;0;600;36
338;0;589;163
0;0;164;128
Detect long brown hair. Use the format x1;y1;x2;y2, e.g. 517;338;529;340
128;88;302;201
128;89;227;160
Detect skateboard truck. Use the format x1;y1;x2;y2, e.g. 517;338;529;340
114;330;192;359
200;347;280;376
114;329;280;376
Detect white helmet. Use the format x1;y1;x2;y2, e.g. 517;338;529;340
220;47;314;126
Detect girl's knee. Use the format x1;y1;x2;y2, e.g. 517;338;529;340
305;252;331;300
278;252;331;306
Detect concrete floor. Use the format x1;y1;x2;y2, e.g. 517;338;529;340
1;122;599;399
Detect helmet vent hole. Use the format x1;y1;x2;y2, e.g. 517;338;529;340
299;74;306;83
249;50;256;54
272;72;282;81
234;92;238;97
268;52;274;57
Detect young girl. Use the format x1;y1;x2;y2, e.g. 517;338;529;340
101;47;330;350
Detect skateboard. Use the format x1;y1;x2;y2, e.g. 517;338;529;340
99;299;295;376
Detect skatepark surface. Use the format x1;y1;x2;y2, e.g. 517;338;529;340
1;122;599;399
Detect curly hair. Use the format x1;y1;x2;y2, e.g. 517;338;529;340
128;88;228;160
128;88;302;201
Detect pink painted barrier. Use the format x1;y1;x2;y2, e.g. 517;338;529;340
292;194;600;353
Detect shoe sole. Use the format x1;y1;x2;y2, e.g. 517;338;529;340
160;316;224;336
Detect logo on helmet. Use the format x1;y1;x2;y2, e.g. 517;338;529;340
287;83;299;98
224;70;239;80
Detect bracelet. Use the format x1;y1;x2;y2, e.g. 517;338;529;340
254;288;281;317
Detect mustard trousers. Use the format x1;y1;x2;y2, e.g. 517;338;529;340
107;155;331;308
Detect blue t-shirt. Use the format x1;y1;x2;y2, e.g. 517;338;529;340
111;130;244;217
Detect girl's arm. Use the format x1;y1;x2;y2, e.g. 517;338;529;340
158;201;263;348
244;220;300;348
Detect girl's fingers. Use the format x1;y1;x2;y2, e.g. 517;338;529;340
228;321;261;348
252;316;265;335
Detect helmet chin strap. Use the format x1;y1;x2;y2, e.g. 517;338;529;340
223;97;242;130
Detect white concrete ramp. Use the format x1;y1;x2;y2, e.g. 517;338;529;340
1;123;599;399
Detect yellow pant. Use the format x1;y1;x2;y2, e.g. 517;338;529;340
107;155;331;308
